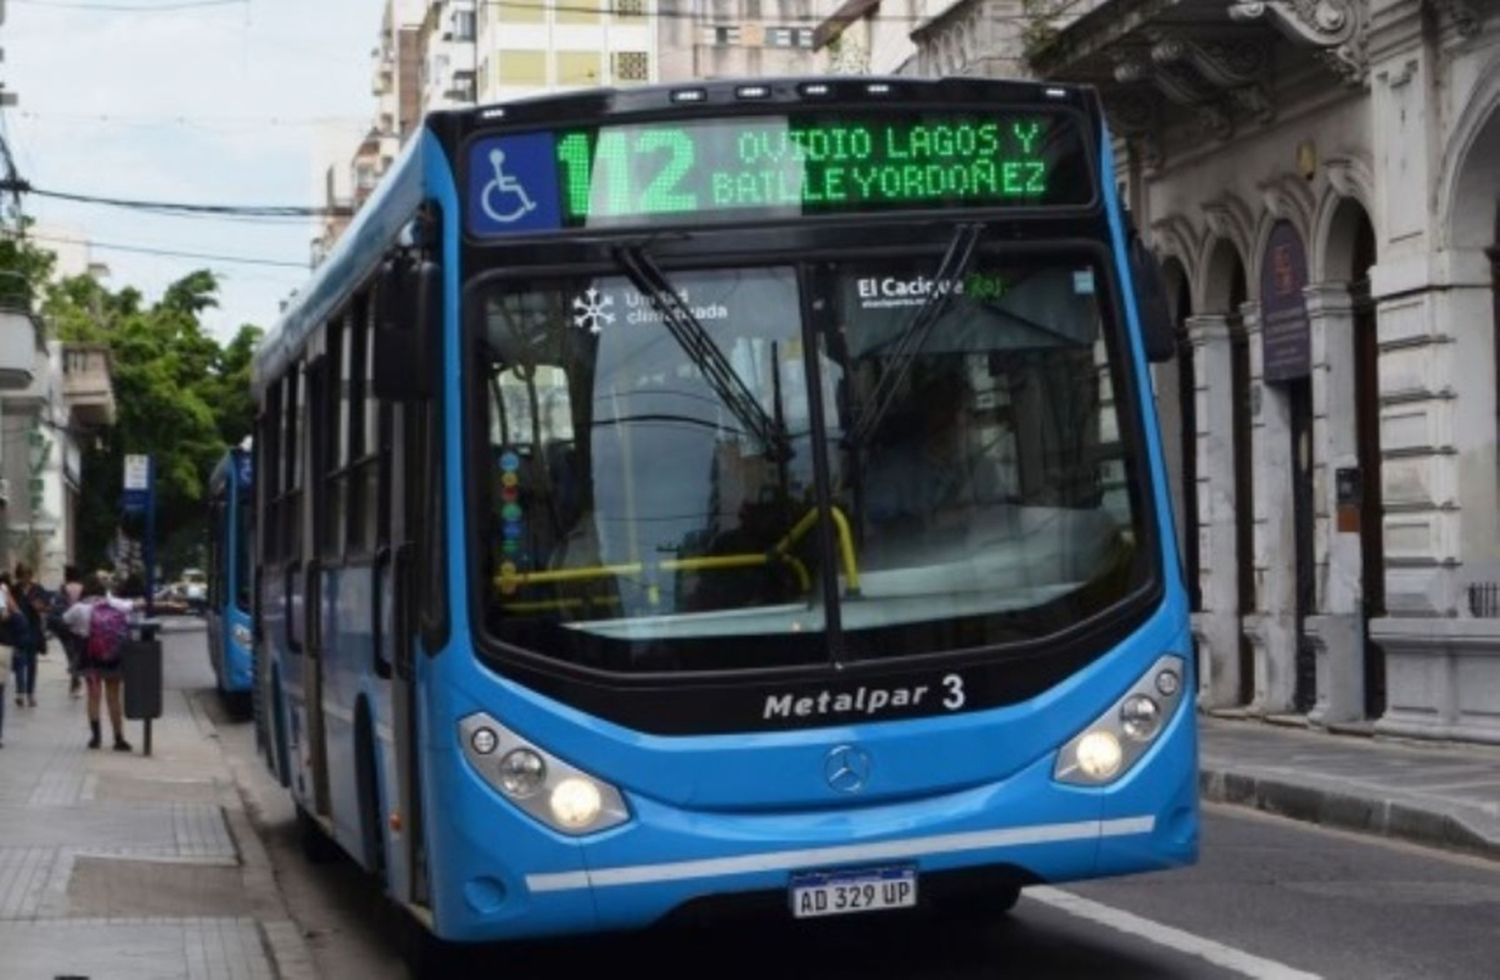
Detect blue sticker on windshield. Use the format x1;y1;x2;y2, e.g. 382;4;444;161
468;134;561;236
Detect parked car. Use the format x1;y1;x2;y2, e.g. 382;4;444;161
180;569;207;614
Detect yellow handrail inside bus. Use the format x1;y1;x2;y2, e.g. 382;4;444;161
772;505;861;595
494;550;812;596
492;506;857;600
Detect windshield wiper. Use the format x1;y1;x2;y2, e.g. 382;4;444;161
846;222;985;449
614;245;791;461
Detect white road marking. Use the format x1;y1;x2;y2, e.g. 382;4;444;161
1028;886;1322;980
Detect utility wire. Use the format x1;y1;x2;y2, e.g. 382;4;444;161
0;178;349;219
19;110;368;130
11;0;245;12
13;232;309;270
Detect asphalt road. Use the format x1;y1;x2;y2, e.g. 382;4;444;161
172;624;1500;979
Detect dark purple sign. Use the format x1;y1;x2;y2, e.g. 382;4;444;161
1260;220;1311;383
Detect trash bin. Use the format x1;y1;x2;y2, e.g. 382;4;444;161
122;619;163;722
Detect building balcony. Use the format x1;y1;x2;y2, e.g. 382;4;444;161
0;307;42;390
61;343;116;428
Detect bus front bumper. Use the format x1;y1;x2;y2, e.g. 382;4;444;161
425;701;1197;943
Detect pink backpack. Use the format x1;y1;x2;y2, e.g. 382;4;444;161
87;601;129;665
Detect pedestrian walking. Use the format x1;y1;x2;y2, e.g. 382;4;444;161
0;574;16;747
54;564;85;698
9;564;45;709
61;574;135;752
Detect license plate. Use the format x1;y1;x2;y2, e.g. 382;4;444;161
789;865;918;919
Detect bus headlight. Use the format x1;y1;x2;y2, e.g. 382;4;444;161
458;713;629;835
550;778;603;829
1055;654;1187;786
1120;695;1161;741
498;749;546;797
1075;731;1123;779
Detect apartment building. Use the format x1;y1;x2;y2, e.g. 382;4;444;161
421;0;478;108
475;0;657;102
658;0;819;81
311;0;427;265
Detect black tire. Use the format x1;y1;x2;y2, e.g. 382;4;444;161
220;688;253;721
296;805;341;865
400;915;468;978
931;882;1022;924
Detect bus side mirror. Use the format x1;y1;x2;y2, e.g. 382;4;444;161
1128;236;1177;364
373;260;440;401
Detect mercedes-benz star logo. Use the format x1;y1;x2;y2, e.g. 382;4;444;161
825;744;871;794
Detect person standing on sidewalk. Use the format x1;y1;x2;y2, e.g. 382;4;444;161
9;564;45;709
61;574;135;751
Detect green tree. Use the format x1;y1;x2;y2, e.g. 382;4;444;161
0;225;57;309
209;324;263;447
13;256;266;572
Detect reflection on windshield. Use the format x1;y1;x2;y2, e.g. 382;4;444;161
826;259;1139;656
479;268;835;671
476;253;1147;673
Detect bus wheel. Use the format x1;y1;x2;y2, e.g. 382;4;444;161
400;917;467;978
933;882;1022;924
221;689;252;721
296;805;340;865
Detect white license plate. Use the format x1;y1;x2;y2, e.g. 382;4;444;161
789;866;918;919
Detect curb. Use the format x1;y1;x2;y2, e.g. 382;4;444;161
190;685;322;980
1200;767;1500;862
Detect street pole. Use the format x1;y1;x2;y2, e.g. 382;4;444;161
143;454;155;757
144;455;155;619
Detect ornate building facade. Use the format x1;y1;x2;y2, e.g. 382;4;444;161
822;0;1500;742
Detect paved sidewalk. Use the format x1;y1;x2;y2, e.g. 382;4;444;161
0;623;315;980
1201;716;1500;860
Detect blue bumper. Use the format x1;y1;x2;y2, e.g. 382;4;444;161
424;693;1197;942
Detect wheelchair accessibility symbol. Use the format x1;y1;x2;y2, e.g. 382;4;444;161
480;149;537;224
467;134;559;236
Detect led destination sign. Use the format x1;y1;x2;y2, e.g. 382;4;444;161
465;111;1091;236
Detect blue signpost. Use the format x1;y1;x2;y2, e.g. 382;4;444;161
122;454;158;755
122;454;155;613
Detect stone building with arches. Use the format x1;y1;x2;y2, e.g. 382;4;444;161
1038;0;1500;742
829;0;1500;741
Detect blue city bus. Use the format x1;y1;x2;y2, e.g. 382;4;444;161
250;77;1193;953
207;445;254;700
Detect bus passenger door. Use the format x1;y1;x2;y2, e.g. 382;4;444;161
302;359;333;820
375;255;439;911
383;396;421;908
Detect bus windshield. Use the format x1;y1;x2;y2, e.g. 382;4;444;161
474;248;1149;673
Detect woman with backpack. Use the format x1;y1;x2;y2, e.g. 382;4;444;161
61;574;135;751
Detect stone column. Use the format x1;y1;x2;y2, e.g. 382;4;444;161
1303;283;1366;725
1371;248;1500;739
1185;314;1241;706
1240;301;1298;713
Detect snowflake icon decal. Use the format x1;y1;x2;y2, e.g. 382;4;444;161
571;287;615;335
